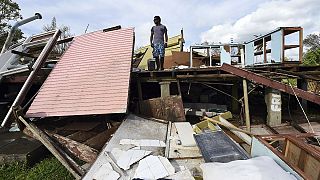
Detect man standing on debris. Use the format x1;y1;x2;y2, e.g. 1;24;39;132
150;16;168;71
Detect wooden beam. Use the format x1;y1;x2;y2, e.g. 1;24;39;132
17;115;83;179
50;133;98;163
220;64;320;105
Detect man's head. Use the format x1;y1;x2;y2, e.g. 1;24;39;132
153;16;161;25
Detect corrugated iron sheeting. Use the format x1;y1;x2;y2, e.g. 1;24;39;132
26;28;134;117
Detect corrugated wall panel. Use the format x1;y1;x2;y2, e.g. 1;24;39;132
26;28;134;118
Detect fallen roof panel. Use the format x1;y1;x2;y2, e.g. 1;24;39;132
26;28;134;118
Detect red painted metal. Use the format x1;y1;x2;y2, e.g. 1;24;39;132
220;63;320;105
26;28;134;117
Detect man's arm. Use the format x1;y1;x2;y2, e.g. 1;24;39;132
164;27;168;48
150;27;154;47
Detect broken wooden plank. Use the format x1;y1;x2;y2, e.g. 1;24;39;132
204;116;252;145
50;133;98;163
17;116;83;179
174;122;196;147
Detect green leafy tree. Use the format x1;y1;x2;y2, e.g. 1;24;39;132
303;33;320;65
43;17;72;54
0;0;23;50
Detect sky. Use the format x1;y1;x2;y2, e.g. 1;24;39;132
14;0;320;50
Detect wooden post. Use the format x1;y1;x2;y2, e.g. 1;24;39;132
299;28;303;63
243;79;251;131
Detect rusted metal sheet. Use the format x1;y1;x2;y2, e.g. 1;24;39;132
51;133;98;163
26;28;134;118
220;64;320;104
139;95;186;121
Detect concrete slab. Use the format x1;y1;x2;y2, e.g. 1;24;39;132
83;114;168;180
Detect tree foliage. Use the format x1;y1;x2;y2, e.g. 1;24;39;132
303;33;320;51
0;0;23;50
43;17;72;54
303;33;320;65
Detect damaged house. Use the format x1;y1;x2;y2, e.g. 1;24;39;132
0;13;319;180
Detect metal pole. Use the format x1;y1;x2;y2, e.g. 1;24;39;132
1;13;42;54
1;30;61;128
243;79;251;132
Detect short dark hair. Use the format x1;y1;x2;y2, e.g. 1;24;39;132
154;16;161;21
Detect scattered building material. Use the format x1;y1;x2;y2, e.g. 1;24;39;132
139;95;186;121
50;133;98;163
17;115;84;179
220;63;320;105
84;114;167;179
254;134;320;179
116;149;151;170
200;156;297;180
119;139;166;147
26;28;134;118
174;122;197;147
92;162;120;180
204;116;252;145
167;169;195;180
194;130;249;163
167;121;202;159
133;155;175;179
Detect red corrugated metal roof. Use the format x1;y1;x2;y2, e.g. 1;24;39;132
26;28;134;118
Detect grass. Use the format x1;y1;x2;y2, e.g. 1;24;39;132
0;157;74;180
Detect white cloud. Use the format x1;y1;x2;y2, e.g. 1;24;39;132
15;0;266;47
201;0;320;44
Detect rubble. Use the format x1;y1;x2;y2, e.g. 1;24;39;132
0;24;319;180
